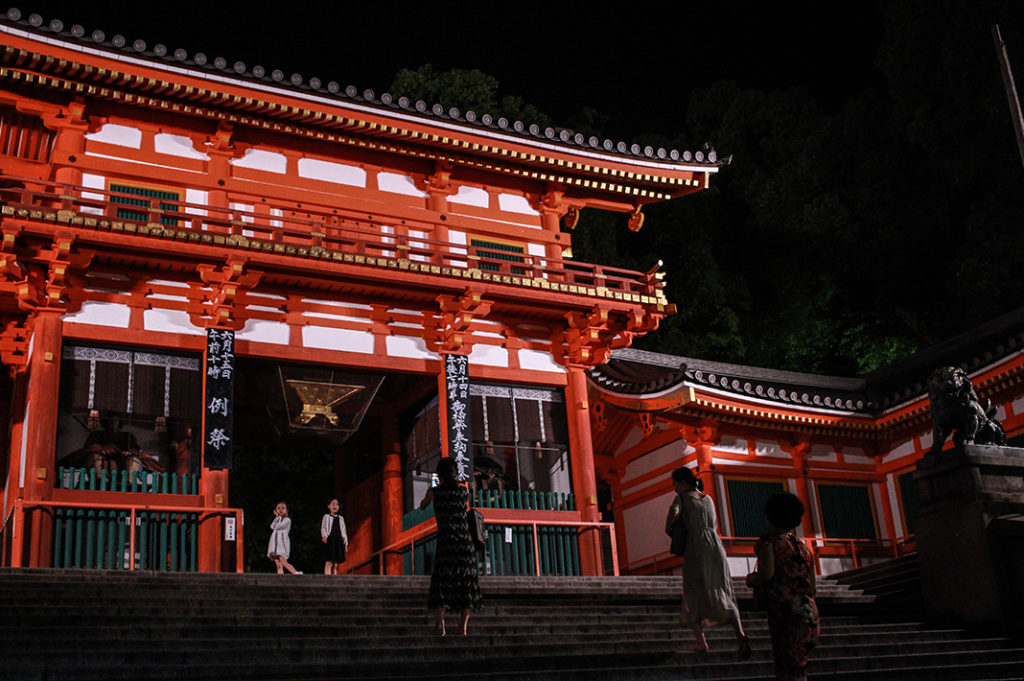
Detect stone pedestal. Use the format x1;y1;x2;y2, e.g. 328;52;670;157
915;444;1024;626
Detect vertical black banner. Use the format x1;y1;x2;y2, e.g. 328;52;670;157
443;353;472;483
203;329;234;469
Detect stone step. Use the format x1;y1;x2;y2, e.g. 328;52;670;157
6;643;1023;681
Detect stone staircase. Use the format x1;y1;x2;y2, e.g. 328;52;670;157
832;552;925;615
1;568;1023;680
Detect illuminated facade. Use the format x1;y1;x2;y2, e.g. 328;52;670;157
0;11;721;574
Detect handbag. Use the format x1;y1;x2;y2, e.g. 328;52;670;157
467;508;488;553
669;518;687;556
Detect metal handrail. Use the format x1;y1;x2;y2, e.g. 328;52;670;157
10;498;244;572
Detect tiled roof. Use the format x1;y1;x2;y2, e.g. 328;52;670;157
1;7;727;170
591;307;1024;416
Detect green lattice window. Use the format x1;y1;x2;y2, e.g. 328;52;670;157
726;479;786;538
471;238;526;274
818;483;876;540
110;184;180;226
897;470;918;535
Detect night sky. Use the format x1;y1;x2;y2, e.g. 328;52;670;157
8;1;887;139
7;1;1024;374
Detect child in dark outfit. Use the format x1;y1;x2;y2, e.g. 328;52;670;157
320;498;348;575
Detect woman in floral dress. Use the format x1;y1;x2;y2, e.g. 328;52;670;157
746;492;820;681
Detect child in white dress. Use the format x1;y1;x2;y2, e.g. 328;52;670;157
267;502;300;574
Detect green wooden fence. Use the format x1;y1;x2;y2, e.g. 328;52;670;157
399;490;580;576
51;467;200;570
58;467;199;495
52;508;198;571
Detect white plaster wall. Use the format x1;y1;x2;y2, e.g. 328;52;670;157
302;326;374;354
86;124;142;148
497;193;539;215
622;491;676;562
449;186;489;207
80;173;106;216
184;189;208;217
843;447;875;465
297;158;366;186
469;344;509;367
236;319;290;345
886;474;904;536
622;441;693;485
872;483;889;539
154;133;209;160
378;172;426;197
754;439;785;457
883;438;917;463
518;349;565;373
232;149;287;173
143;309;205;335
63;302;131;328
385;335;438;360
713;434;748;455
230;203;254;224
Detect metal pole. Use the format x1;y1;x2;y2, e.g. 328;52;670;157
532;522;540;576
993;24;1024;172
129;508;136;571
11;499;23;568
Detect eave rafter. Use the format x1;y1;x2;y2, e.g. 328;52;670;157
0;40;711;207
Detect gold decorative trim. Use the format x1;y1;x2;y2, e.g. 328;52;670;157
0;53;701;198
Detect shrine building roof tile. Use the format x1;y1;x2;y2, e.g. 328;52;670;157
0;7;728;172
591;306;1024;417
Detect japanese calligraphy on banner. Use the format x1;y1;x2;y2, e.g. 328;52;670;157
443;353;472;483
203;329;234;469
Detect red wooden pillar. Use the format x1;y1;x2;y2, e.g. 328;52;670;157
382;442;403;575
50;110;88;188
197;470;229;572
565;365;602;575
785;439;815;536
22;309;62;566
682;421;720;509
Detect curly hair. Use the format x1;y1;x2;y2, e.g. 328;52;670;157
764;492;805;531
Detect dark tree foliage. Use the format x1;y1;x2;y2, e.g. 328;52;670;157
389;65;553;126
577;0;1024;376
391;1;1024;376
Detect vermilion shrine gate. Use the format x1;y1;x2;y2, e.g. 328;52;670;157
0;11;719;575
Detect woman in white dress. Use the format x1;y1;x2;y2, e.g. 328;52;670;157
267;501;300;574
665;467;750;659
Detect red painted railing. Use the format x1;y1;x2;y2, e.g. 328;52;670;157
629;534;917;576
4;498;244;573
349;515;619;577
0;174;667;301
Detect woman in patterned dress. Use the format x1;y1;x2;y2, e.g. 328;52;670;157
419;457;482;636
746;492;820;681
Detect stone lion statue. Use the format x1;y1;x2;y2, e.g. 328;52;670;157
928;366;1006;455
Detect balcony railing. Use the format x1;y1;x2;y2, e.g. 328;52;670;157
0;174;668;304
